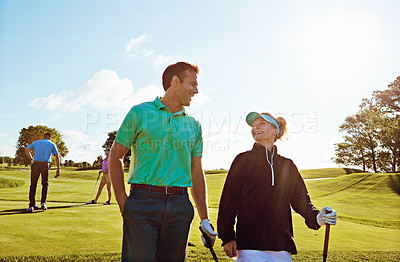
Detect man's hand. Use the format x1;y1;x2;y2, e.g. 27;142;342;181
200;219;218;248
223;240;237;258
55;170;60;178
317;206;337;226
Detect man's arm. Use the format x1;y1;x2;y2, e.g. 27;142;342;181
190;156;209;220
191;156;218;247
54;153;61;178
109;141;130;215
25;148;33;162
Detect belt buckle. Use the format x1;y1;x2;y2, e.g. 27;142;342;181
165;187;173;194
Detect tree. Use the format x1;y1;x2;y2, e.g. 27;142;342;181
93;155;103;167
102;131;117;152
333;77;400;173
1;157;14;165
377;114;400;172
63;159;75;167
373;76;400;113
335;106;381;172
14;125;68;166
103;131;131;166
333;137;368;171
80;162;91;169
369;77;400;172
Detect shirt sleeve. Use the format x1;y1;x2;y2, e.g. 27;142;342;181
289;162;320;230
217;154;243;245
191;123;203;157
115;107;139;149
27;141;35;149
52;143;59;155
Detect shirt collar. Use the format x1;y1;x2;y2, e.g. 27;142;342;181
153;96;186;116
154;96;166;110
253;142;278;156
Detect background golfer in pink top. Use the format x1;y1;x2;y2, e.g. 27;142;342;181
88;151;112;205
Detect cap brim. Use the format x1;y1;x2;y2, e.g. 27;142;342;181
246;112;263;126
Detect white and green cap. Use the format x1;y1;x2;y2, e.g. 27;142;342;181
246;112;280;134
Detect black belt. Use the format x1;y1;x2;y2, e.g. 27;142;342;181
131;184;187;195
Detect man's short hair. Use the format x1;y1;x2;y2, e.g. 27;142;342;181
162;62;199;91
43;133;52;139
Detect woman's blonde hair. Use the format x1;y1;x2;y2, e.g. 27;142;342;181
261;112;287;141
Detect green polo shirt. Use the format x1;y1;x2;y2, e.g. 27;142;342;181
115;97;203;187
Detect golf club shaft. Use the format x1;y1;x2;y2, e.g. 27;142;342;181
88;173;101;202
210;247;218;262
323;224;331;262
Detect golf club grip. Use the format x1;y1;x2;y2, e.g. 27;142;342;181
199;226;218;261
199;226;212;246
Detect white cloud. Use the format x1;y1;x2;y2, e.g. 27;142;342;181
61;130;104;163
0;133;9;137
62;130;88;143
125;33;152;53
124;34;156;60
28;70;164;115
73;70;134;110
30;91;74;110
208;88;216;92
123;34;175;66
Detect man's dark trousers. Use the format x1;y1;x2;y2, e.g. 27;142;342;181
29;162;50;207
122;188;194;261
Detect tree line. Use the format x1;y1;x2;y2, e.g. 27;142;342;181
332;76;400;173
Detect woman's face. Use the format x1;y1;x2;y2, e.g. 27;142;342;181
251;117;277;143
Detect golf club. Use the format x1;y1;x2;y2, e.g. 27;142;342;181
86;173;101;204
323;210;333;262
199;226;218;262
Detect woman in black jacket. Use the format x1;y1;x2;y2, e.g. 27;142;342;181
217;112;337;262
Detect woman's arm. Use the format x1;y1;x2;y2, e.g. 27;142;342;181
217;155;243;245
289;162;320;230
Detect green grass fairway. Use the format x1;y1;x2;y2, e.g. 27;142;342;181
0;167;399;261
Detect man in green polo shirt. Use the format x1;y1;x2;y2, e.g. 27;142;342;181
109;61;217;261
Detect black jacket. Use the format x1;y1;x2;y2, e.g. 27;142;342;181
217;143;320;254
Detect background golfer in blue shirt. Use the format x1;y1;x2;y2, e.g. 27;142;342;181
25;132;60;213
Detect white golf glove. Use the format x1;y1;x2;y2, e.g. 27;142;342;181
317;206;337;226
200;219;218;248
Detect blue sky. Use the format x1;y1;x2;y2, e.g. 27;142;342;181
1;0;399;170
